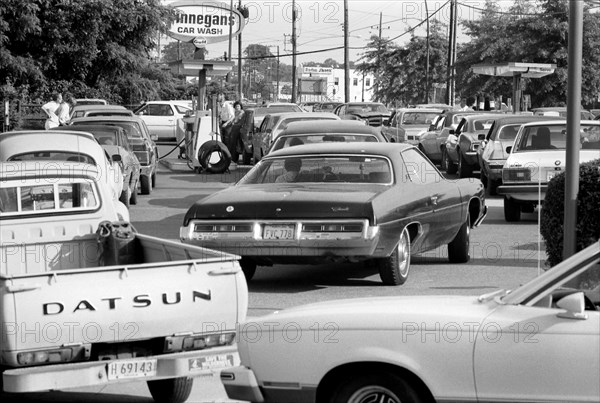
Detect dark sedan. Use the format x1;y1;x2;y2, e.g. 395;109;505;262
267;120;387;154
180;143;487;285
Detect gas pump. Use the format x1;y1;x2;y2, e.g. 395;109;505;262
179;97;231;174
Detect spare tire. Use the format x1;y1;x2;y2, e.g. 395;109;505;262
198;140;231;174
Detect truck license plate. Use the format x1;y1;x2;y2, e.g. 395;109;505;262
107;358;157;380
263;225;295;240
189;354;235;372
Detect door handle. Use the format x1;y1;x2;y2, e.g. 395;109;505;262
430;196;438;206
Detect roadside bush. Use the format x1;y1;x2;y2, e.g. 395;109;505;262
540;158;600;267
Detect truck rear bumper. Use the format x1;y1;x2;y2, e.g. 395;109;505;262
2;345;239;393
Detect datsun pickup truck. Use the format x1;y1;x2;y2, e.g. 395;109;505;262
0;161;247;403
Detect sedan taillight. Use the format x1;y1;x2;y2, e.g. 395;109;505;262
503;167;531;182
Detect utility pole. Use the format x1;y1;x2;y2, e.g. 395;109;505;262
276;45;280;102
425;0;430;103
237;0;242;99
445;0;457;106
291;0;297;103
563;0;583;259
344;0;349;103
226;0;233;83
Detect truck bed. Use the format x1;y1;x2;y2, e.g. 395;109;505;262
1;232;246;367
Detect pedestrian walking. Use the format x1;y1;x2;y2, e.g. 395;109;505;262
41;93;62;129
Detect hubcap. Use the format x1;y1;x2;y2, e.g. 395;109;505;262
398;231;410;277
348;386;401;403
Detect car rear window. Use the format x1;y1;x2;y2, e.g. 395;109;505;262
239;155;392;184
8;152;95;164
0;180;99;217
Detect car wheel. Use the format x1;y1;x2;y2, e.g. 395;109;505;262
440;148;448;171
448;213;470;263
504;196;521;222
329;372;424;403
140;174;152;195
488;178;499;196
480;169;488;188
242;148;252;165
147;377;193;403
444;150;457;175
457;153;473;178
119;188;130;208
377;227;410;285
129;185;138;205
239;257;257;282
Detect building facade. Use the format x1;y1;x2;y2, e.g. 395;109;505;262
297;65;375;103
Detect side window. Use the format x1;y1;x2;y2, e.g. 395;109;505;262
401;148;443;184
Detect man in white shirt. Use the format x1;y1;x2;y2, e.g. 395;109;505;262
41;93;62;129
218;93;234;144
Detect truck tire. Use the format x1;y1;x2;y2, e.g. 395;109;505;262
199;140;231;174
448;213;470;263
240;257;257;281
377;227;411;285
147;377;193;403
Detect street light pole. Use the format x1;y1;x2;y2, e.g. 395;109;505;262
291;0;297;103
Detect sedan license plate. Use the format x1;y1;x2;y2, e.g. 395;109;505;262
107;358;157;380
263;225;295;240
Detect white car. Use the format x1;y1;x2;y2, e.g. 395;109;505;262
497;120;600;221
222;241;600;403
0;130;124;203
134;100;193;142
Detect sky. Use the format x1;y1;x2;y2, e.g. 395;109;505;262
161;0;503;65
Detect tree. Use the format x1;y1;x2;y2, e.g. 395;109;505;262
0;0;176;107
456;0;600;108
357;20;447;106
161;41;198;62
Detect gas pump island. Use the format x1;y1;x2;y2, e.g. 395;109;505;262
166;1;246;173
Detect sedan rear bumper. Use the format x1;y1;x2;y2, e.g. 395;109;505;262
497;184;547;201
180;219;387;260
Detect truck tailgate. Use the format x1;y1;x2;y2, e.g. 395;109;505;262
1;239;245;360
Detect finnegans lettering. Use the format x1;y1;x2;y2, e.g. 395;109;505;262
42;290;212;315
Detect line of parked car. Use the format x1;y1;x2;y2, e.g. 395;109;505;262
0;99;164;214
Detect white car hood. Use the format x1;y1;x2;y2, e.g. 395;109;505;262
259;295;497;330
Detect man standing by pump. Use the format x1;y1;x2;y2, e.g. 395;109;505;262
218;93;234;147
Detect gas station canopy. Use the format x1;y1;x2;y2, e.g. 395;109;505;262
168;59;235;77
471;62;556;78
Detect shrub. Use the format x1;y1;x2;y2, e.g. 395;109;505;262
540;158;600;267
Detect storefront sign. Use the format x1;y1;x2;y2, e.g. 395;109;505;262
303;67;333;75
167;1;245;44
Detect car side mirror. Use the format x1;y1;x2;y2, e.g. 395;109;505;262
112;154;122;162
478;134;486;141
556;292;588;320
506;146;512;154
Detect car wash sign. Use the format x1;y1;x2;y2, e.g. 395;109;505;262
168;1;245;45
